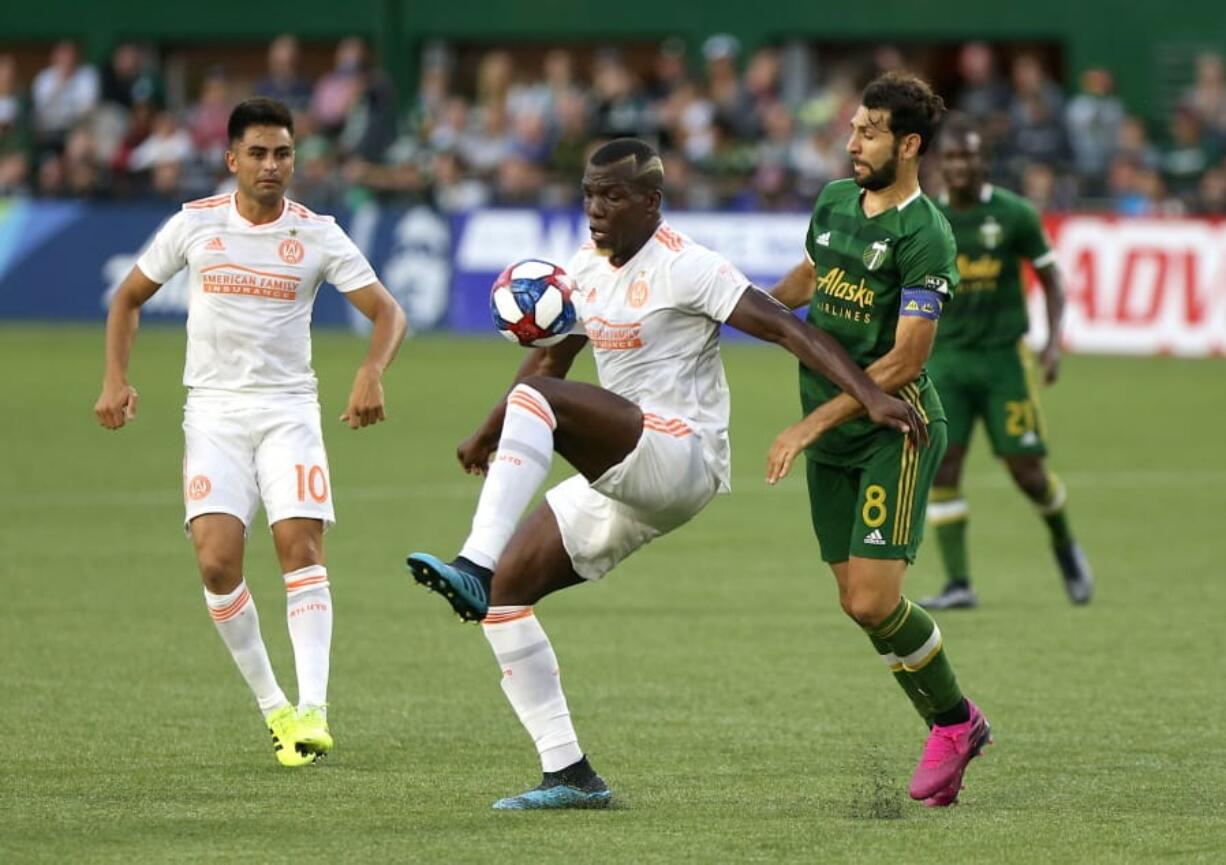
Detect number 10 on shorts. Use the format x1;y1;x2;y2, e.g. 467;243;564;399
296;464;329;503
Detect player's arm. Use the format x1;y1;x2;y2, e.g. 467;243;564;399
457;334;589;475
340;281;408;429
94;265;162;430
766;309;939;485
768;258;818;310
726;288;925;443
1034;261;1065;384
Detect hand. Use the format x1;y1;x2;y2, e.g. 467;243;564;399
340;366;386;429
95;380;138;430
766;420;821;485
863;392;928;449
457;427;499;476
1039;341;1061;385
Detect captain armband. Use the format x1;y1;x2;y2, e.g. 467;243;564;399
899;287;945;321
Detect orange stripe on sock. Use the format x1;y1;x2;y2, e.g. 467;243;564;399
509;391;552;419
482;607;534;625
508;395;555;429
285;574;328;591
210;588;251;622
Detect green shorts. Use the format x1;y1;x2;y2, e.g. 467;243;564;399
805;420;947;565
927;341;1048;457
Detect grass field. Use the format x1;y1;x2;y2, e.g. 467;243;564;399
2;323;1224;864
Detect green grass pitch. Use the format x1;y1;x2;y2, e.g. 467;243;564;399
2;324;1224;863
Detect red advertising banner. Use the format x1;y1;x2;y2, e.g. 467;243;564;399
1034;215;1226;357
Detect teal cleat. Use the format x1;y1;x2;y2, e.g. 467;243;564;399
406;552;490;622
492;776;613;811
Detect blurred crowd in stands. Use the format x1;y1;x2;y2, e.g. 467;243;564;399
2;34;1226;215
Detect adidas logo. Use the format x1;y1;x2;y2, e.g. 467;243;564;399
863;529;886;545
816;231;832;247
205;236;226;251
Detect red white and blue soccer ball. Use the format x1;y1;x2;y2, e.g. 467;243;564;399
490;259;578;348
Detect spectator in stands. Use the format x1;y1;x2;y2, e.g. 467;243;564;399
493;153;544;206
460;100;512;178
1006;53;1069;179
591;49;647;138
1114;114;1161;170
508;48;579;123
291;134;346;211
1065;68;1124;195
703;34;756;140
0;55;30;194
255;35;313;113
336;56;398;162
956;42;1011;121
547;91;591;189
645;38;689;105
31;41;99;152
1162;106;1218;198
1183;53;1226;141
312;38;366;136
100;43;160;110
1193;164;1226;214
61;125;107;198
128;110;194;198
430;148;489;213
188;68;231;166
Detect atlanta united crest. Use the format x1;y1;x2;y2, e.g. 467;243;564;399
862;239;891;271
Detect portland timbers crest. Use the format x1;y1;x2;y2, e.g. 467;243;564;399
862;239;891;271
979;216;1002;249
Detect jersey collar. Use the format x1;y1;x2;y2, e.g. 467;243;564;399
228;192;289;229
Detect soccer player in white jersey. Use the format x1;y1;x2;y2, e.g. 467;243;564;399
94;99;406;766
406;138;927;809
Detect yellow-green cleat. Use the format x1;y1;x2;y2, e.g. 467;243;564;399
295;706;333;759
265;705;316;767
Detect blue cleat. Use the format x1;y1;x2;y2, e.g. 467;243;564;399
492;775;613;811
406;553;491;622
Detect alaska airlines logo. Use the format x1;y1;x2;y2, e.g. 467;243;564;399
815;266;875;308
957;254;1002;280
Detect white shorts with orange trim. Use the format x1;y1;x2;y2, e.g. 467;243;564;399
544;407;718;580
182;397;335;533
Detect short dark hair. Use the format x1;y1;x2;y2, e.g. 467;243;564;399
227;97;294;144
938;112;982;150
588;137;664;189
861;72;946;155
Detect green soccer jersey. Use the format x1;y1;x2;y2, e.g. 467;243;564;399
801;178;960;464
934;184;1055;350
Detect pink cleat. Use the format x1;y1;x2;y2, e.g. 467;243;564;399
909;699;991;802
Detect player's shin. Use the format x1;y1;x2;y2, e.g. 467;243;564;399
482;606;583;773
283;565;332;711
872;598;967;726
1034;472;1074;548
867;632;935;726
460;384;557;569
204;581;289;713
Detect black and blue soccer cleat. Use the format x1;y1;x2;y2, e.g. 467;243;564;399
406;552;491;622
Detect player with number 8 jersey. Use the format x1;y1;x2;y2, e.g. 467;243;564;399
94;98;407;766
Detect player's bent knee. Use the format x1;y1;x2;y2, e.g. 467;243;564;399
840;588;896;629
197;556;242;594
1005;458;1047;498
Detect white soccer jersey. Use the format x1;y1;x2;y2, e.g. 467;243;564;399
565;223;752;491
136;193;377;396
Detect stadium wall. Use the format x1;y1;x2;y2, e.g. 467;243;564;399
1;200;1221;356
5;1;1226;124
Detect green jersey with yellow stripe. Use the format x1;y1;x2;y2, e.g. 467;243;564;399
801;178;960;465
934;184;1054;350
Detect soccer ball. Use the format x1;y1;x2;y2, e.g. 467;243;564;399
490;259;578;348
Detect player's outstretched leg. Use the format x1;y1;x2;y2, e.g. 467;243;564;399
408;382;556;621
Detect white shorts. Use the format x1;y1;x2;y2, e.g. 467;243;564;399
182;397;335;533
544;411;718;580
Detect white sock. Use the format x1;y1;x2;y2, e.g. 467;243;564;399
459;384;556;569
283;564;332;711
482;606;582;773
204;581;288;714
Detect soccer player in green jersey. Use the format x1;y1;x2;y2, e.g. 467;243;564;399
918;117;1094;610
766;72;989;807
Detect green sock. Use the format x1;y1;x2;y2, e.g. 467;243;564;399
872;598;964;719
1037;473;1074;548
929;487;970;586
867;633;934;726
